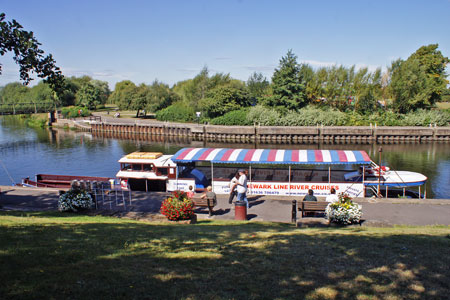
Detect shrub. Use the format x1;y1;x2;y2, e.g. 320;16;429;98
160;191;195;221
402;109;450;126
58;189;94;212
247;105;281;126
61;106;90;118
325;193;362;224
155;102;194;122
210;109;252;125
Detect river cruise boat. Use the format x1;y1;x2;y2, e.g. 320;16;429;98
116;148;428;198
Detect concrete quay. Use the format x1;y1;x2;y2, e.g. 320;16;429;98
54;113;450;144
1;186;449;227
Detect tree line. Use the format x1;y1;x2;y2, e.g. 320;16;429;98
1;44;448;122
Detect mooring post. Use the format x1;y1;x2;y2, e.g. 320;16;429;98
292;200;297;225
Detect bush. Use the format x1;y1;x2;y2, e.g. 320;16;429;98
247;105;348;126
155;102;194;122
61;106;90;118
325;194;362;224
160;191;195;221
58;189;94;212
402;109;450;126
210;109;252;125
247;105;281;126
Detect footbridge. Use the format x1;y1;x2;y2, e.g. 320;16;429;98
0;101;55;115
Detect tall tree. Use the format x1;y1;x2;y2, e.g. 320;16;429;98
147;80;178;113
110;80;137;110
75;82;102;109
246;72;269;105
265;50;306;110
131;84;150;117
389;44;449;112
199;85;251;118
0;13;64;93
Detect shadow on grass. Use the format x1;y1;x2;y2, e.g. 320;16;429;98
0;212;449;299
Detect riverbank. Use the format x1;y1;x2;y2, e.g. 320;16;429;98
2;186;449;226
54;112;450;144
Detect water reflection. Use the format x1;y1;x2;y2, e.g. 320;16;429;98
1;116;449;198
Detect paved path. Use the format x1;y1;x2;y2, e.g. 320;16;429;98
1;186;449;226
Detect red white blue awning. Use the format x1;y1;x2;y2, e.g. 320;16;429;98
171;148;372;165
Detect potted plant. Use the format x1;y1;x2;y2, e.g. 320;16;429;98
160;191;196;223
325;193;362;225
58;188;94;212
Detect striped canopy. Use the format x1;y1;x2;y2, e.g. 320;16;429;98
171;148;372;165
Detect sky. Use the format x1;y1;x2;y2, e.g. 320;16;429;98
1;0;449;89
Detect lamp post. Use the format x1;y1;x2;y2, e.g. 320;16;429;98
378;146;383;197
196;111;201;125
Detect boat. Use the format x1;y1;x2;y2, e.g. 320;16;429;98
22;174;112;188
116;148;428;198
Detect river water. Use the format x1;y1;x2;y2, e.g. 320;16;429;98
1;116;449;199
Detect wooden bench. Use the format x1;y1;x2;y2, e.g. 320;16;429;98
299;201;330;218
193;198;217;216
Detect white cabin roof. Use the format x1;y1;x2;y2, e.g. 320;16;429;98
118;154;175;167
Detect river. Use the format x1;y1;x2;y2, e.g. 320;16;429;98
1;116;449;199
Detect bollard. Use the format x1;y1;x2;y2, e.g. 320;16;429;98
291;200;297;224
235;201;247;220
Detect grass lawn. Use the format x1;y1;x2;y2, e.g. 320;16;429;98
0;212;449;300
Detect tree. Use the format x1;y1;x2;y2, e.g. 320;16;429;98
30;82;53;103
389;44;449;112
75;82;102;109
172;67;233;109
0;82;29;104
0;13;64;93
246;72;269;105
147;80;179;113
131;84;149;117
109;80;137;110
199;85;251;118
265;50;306;110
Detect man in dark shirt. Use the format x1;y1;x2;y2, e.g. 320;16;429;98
303;189;317;201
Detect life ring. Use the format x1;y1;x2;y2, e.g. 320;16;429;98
120;179;128;190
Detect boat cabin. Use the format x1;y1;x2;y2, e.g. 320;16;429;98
116;152;176;191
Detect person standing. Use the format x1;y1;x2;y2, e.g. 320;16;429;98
228;172;240;204
236;169;248;209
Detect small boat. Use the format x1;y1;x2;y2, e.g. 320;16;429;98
116;148;428;198
22;174;112;188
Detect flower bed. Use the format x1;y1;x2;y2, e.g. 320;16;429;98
325;193;362;225
160;191;195;221
58;189;94;212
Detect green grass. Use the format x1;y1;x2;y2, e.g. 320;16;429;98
1;212;449;299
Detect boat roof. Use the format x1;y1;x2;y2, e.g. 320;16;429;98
118;154;175;166
171;148;372;165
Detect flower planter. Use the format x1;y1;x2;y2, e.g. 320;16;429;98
167;214;197;224
325;194;362;225
160;191;195;222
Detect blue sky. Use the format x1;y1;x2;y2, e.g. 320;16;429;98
1;0;449;89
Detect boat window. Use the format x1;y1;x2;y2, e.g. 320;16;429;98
158;168;168;175
122;163;132;171
132;164;142;171
143;164;152;171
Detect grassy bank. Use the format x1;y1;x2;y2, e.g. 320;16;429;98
0;212;449;299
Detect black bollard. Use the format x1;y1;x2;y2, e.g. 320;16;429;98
291;200;297;224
